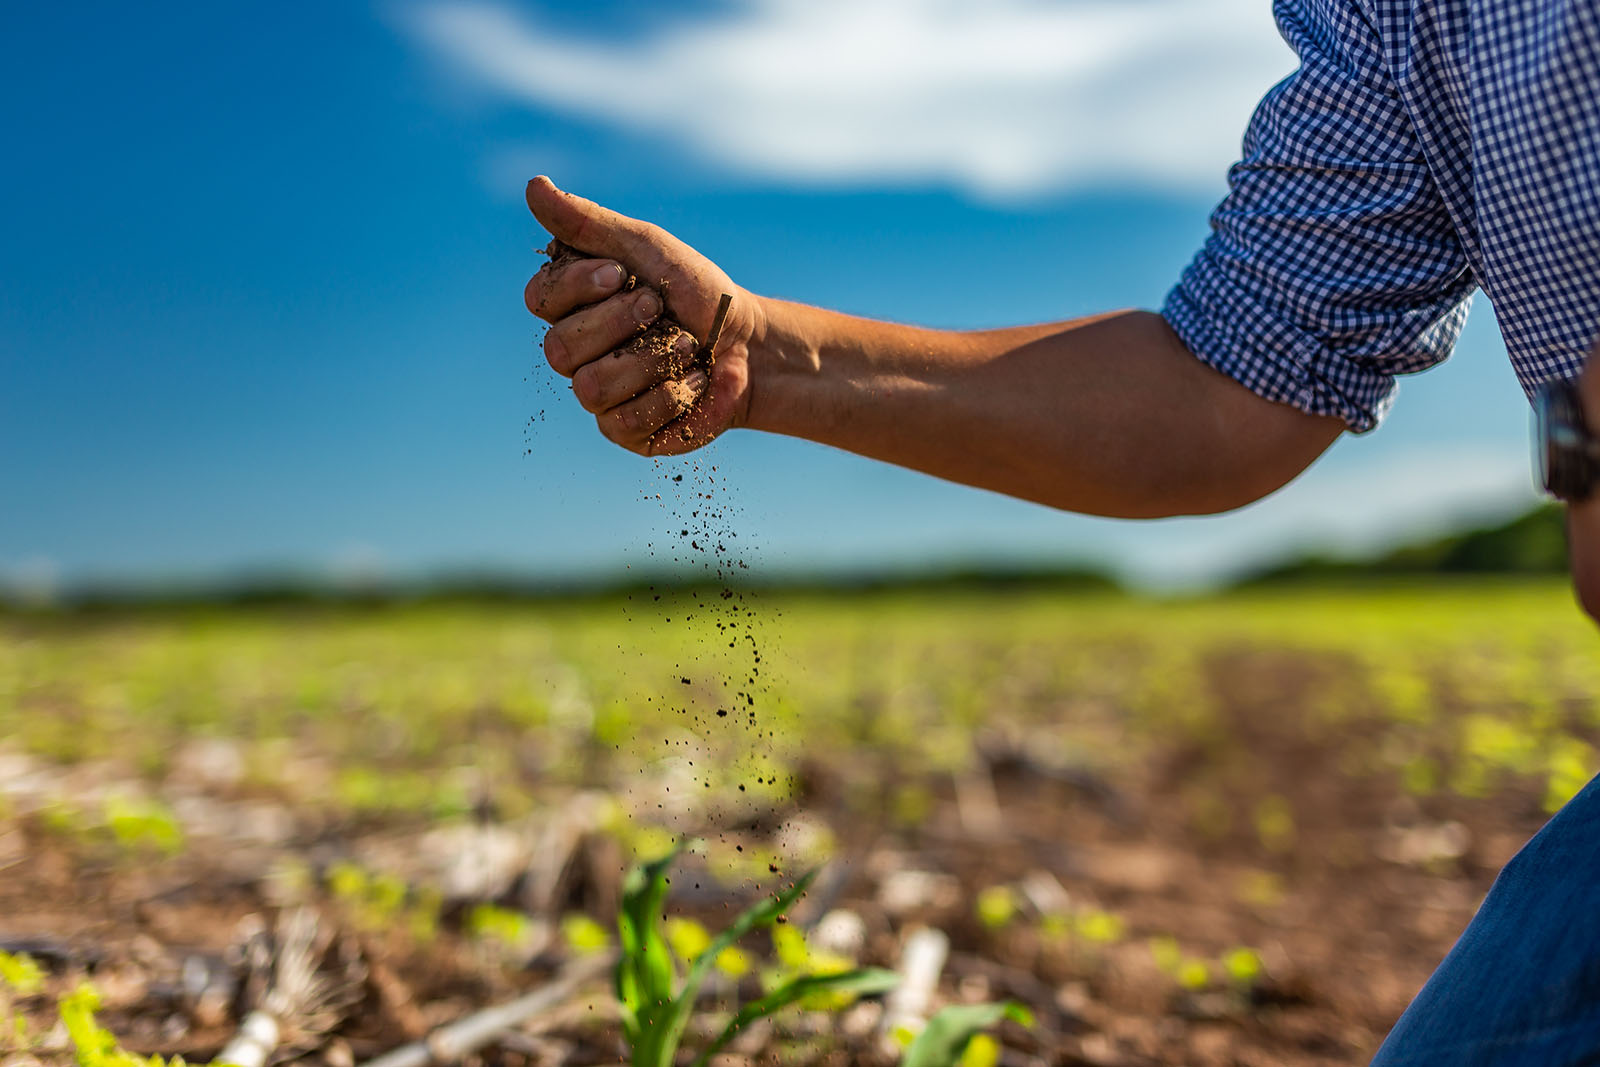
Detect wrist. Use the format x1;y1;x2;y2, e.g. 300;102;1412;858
741;296;825;436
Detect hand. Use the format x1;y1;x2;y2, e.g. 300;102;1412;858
523;177;766;456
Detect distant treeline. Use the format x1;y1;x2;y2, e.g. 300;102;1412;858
1238;503;1568;585
0;505;1572;613
0;563;1120;615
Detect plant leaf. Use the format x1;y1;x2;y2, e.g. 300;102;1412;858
691;968;899;1067
615;844;684;1063
658;869;818;1067
902;1002;1031;1067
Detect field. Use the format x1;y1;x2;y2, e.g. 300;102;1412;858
1;581;1597;1067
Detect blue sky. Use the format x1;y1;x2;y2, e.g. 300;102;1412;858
1;1;1540;595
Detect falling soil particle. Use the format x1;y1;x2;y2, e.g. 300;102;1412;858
534;237;781;883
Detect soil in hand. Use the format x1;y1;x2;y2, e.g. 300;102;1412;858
537;239;703;383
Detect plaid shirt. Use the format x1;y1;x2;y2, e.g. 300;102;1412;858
1163;0;1600;432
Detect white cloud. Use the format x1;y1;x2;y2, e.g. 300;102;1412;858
399;0;1296;198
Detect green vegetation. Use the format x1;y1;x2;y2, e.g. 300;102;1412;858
1244;503;1569;583
2;574;1596;1062
613;846;898;1067
4;581;1592;824
900;1002;1032;1067
0;977;213;1067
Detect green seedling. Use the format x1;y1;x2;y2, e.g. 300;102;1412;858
103;796;184;856
957;1033;1001;1067
1148;936;1213;992
0;952;44;997
1222;946;1263;988
1074;909;1124;944
562;913;613;956
1176;958;1211;991
60;982;208;1067
666;917;751;978
902;1001;1032;1067
326;862;435;939
974;886;1017;931
0;950;43;1051
467;903;536;953
615;844;898;1067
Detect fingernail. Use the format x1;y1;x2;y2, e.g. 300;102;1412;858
635;291;661;322
592;263;624;289
685;369;709;391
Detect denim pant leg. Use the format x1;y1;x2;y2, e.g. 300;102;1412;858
1370;773;1600;1066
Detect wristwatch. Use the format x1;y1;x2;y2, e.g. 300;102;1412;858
1534;378;1600;502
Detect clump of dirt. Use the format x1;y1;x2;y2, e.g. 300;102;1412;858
536;240;727;396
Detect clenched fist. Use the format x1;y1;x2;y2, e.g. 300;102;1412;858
523;177;766;456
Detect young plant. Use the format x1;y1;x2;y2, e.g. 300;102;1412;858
902;1001;1032;1067
615;846;898;1067
59;982;204;1067
0;952;43;997
0;951;43;1054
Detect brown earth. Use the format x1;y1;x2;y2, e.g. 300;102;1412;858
536;240;701;383
0;695;1547;1067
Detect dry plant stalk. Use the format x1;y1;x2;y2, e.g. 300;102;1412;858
356;950;617;1067
217;908;365;1067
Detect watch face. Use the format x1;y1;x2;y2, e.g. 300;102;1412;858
1536;379;1597;501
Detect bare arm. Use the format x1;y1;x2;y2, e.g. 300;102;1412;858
745;300;1341;517
524;177;1343;519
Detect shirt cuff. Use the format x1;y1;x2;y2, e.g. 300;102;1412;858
1161;258;1397;434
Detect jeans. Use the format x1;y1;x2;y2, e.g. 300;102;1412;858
1370;773;1600;1065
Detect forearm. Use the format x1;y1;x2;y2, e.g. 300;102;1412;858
744;299;1344;518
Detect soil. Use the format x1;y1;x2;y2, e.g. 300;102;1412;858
536;240;702;383
0;690;1545;1067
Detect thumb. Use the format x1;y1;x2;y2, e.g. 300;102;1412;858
525;176;651;266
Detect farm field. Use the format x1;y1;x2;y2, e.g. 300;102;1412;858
1;581;1597;1067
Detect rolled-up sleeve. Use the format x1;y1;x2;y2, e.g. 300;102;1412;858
1162;0;1476;432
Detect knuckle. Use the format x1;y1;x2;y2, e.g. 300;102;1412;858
637;219;666;246
524;275;545;318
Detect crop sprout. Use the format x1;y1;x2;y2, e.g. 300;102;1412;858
612;844;898;1067
608;845;1030;1067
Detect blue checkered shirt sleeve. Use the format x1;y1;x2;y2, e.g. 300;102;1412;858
1162;0;1477;433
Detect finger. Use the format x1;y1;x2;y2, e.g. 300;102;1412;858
572;330;698;415
598;370;710;452
526;176;676;285
524;256;627;321
545;287;663;377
